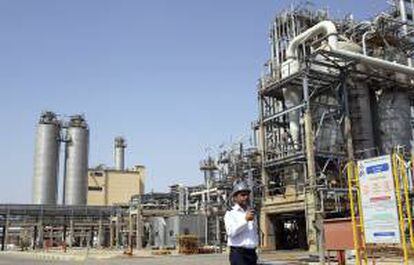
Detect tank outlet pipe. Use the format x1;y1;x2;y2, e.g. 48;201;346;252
284;20;414;77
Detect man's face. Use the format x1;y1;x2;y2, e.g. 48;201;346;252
234;191;250;207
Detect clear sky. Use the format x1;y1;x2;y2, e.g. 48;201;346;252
0;0;388;203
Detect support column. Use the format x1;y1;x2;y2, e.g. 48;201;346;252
202;193;208;245
68;218;74;248
302;74;319;254
343;74;354;160
258;94;269;198
1;226;6;251
136;203;143;250
32;225;37;250
37;218;44;249
204;215;208;245
63;225;67;245
97;218;103;248
259;212;275;250
109;221;114;248
215;215;220;246
3;214;9;251
115;216;120;248
81;228;86;247
62;224;67;252
49;226;53;247
88;226;94;248
128;214;133;249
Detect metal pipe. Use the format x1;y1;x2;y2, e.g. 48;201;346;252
286;20;338;59
190;187;218;196
399;0;413;67
286;20;414;76
136;203;142;250
362;29;374;56
400;0;408;34
411;0;414;29
3;214;9;251
62;130;69;205
334;48;414;76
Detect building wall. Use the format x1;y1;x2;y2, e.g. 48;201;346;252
87;165;145;206
88;170;107;205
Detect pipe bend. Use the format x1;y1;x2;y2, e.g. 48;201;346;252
285;20;414;77
286;20;338;59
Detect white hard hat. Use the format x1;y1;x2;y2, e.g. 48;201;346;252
231;179;251;197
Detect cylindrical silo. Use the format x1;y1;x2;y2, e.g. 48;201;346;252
114;137;126;171
64;115;89;205
377;91;411;154
32;111;61;205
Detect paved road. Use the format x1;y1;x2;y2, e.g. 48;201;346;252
0;255;69;265
0;253;302;265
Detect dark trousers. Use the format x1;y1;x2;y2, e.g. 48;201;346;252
229;246;257;265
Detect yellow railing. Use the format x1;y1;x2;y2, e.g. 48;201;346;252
347;161;367;265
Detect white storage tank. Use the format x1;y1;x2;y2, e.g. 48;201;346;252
32;111;61;204
64;115;89;205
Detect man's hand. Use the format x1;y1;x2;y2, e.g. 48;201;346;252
245;209;255;221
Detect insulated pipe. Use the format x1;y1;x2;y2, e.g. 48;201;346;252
285;20;414;76
334;49;414;76
399;0;412;67
286;20;338;59
362;29;374;56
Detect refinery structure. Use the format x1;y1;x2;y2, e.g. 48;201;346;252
256;0;414;253
1;0;414;263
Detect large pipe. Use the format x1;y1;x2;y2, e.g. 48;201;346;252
286;20;414;76
399;0;412;67
334;48;414;76
286;21;338;59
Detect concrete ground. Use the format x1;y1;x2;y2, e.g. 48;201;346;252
0;250;306;265
0;254;297;265
0;250;412;264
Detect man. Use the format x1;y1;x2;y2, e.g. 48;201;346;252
224;179;258;265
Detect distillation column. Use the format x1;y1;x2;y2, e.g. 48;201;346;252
32;111;61;205
64;115;89;205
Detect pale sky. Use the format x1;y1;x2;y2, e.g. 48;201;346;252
0;0;388;203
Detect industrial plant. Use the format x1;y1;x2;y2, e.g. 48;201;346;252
0;111;147;251
1;0;414;264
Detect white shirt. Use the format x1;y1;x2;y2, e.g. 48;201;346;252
224;204;259;249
